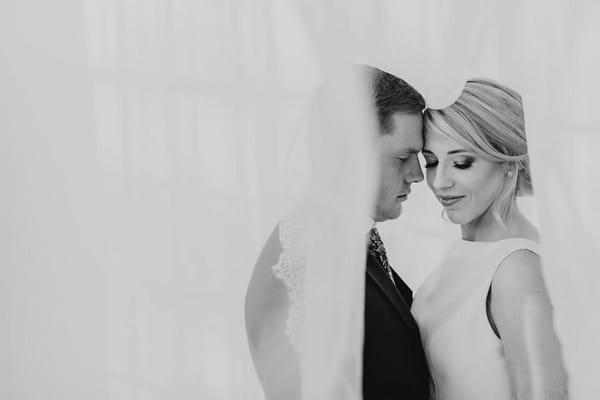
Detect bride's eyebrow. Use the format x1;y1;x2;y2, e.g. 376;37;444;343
422;149;472;156
447;149;471;155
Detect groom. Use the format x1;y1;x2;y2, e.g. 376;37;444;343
245;66;430;399
359;66;431;399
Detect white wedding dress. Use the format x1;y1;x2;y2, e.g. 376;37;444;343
411;238;541;400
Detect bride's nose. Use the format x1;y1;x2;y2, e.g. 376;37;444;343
431;165;454;190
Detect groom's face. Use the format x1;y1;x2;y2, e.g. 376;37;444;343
372;112;424;222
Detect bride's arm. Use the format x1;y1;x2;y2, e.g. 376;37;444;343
490;250;569;400
245;225;301;400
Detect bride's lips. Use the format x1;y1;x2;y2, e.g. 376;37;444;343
437;195;464;207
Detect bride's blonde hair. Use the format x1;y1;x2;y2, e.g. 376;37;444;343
424;78;532;226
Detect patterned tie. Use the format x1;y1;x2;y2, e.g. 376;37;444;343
368;227;396;286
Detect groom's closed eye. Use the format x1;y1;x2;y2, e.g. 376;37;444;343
396;151;419;163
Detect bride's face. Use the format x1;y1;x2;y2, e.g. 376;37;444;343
422;132;505;227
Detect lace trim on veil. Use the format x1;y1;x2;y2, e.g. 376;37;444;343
272;206;308;355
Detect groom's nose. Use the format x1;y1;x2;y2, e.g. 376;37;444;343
406;156;424;184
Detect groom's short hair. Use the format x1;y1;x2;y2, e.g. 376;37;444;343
355;65;426;135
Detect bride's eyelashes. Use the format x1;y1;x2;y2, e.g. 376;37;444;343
422;154;438;169
453;157;474;170
422;156;474;170
424;160;438;169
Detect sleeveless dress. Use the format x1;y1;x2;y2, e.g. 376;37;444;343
411;238;541;400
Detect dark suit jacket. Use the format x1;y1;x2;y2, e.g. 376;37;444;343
363;250;431;400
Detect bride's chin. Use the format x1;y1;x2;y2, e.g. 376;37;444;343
445;210;463;225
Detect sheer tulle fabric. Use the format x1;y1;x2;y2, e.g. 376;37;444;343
1;0;599;399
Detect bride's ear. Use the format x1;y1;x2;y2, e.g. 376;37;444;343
503;162;516;179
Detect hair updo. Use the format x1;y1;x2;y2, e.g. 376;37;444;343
424;78;532;224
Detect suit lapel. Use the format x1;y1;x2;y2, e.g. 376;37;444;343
366;251;419;334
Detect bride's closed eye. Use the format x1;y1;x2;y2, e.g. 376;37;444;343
422;154;438;169
421;150;438;169
424;160;438;169
453;157;475;170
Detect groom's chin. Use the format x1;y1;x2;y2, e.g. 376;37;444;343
375;205;402;222
390;200;404;219
393;207;403;219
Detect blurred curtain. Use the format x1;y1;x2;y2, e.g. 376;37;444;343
1;0;599;399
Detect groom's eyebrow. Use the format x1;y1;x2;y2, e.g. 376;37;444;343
398;147;421;155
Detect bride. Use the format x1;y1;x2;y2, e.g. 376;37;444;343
411;79;569;399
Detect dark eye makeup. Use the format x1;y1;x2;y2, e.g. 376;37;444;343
453;157;475;169
422;156;475;170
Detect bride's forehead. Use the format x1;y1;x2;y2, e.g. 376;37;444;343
423;132;465;153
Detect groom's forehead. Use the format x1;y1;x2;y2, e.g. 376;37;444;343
386;111;422;132
384;115;423;151
380;130;423;156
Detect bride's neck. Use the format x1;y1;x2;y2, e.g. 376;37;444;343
461;205;539;243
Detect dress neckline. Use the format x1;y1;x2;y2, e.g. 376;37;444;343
458;236;540;245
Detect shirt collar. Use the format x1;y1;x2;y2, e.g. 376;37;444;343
363;217;376;235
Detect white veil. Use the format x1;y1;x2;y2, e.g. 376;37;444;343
1;0;599;399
